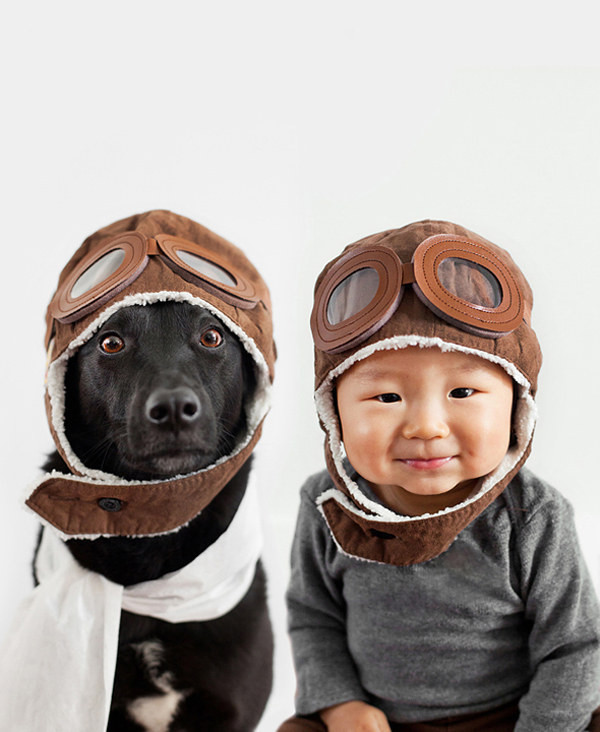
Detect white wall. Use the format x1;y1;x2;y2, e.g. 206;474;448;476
1;3;600;729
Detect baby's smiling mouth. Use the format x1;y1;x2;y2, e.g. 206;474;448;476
398;456;454;470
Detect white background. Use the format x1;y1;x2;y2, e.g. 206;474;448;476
1;3;600;729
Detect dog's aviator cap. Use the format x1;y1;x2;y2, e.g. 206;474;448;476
29;210;276;538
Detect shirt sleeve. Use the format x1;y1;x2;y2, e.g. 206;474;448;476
515;493;600;731
286;485;369;716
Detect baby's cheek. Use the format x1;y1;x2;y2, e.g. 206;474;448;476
486;411;512;448
340;406;368;439
469;422;511;473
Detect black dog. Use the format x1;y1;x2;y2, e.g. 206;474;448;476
37;301;273;731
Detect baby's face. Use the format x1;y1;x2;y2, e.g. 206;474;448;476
336;346;514;515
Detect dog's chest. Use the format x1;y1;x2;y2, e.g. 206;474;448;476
126;640;187;732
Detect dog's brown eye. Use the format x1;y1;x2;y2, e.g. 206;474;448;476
200;329;223;349
100;335;125;354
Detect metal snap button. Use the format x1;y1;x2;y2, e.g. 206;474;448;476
98;497;123;512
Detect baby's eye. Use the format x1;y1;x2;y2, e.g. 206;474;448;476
376;393;401;403
450;387;475;399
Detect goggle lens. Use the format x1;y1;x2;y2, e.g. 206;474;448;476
437;257;502;310
71;249;126;299
174;248;238;288
327;267;380;325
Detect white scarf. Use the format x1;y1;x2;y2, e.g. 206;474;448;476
0;481;262;732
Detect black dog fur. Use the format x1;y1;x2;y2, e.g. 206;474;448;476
36;302;273;731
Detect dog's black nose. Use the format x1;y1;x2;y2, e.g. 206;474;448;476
145;387;201;428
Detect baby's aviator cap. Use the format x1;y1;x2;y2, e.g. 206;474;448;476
310;219;542;566
312;219;541;395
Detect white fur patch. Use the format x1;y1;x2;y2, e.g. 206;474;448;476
127;641;187;732
128;692;182;732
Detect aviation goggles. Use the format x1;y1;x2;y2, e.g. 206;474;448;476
311;234;528;354
48;231;260;324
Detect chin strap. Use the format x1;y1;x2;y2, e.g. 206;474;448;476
0;481;261;731
25;422;263;539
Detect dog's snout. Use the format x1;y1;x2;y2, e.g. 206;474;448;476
145;387;201;428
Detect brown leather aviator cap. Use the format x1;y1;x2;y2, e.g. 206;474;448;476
27;210;276;538
312;220;542;566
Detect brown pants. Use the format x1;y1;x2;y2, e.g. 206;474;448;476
278;703;600;732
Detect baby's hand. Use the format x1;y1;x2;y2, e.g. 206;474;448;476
320;700;391;732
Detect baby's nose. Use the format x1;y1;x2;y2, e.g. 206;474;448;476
401;402;450;440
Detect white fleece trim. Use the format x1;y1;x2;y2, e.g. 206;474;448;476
46;291;271;486
314;335;537;524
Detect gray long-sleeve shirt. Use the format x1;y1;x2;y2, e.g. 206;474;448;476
286;467;600;729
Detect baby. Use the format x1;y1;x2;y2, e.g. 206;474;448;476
279;221;600;731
